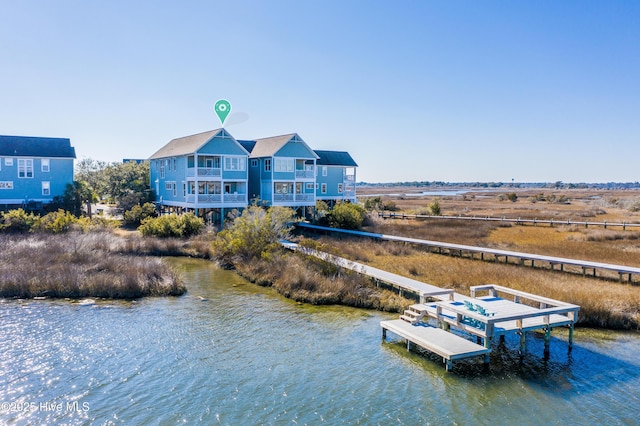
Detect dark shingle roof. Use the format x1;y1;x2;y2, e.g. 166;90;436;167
0;135;76;158
238;140;256;153
314;150;358;167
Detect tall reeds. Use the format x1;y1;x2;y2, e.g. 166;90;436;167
0;232;185;299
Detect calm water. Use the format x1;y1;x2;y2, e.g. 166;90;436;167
1;258;639;425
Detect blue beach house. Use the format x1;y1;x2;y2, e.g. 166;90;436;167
240;133;318;215
314;150;358;206
0;135;76;210
149;128;249;223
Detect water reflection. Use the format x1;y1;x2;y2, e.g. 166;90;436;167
0;258;638;425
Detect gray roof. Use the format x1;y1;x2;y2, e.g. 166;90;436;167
249;133;297;157
0;135;76;158
245;133;319;159
314;150;358;167
149;129;248;159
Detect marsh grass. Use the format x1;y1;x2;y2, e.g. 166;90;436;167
233;250;410;312
311;236;640;330
0;232;185;299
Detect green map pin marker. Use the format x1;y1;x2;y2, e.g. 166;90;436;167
214;99;231;126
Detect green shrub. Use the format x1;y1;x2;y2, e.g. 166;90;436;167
123;202;157;227
138;213;204;238
363;196;382;211
428;197;442;216
33;209;78;234
0;209;38;232
212;206;295;264
324;203;367;230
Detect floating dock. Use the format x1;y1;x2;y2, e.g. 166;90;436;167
381;320;490;371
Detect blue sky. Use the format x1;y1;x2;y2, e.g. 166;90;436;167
1;1;639;183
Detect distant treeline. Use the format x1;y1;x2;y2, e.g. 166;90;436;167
357;181;640;190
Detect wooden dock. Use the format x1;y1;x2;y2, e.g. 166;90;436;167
296;222;640;282
282;239;580;372
381;320;490;371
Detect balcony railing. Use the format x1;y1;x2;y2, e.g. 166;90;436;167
295;170;315;179
184;193;247;204
273;193;295;202
186;167;222;177
295;194;315;202
223;193;246;203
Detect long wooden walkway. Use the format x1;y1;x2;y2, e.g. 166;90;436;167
378;211;640;231
281;240;455;303
282;240;580;372
296;223;640;282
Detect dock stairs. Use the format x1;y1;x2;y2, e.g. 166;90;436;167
400;304;427;324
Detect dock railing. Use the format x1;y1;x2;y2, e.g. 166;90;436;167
378;211;640;230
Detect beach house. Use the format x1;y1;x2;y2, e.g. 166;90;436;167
240;133;319;215
0;135;76;210
149;128;249;223
314;150;358;206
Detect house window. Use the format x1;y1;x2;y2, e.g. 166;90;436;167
264;159;271;172
207;182;221;194
224;156;246;171
321;183;327;194
42;181;50;196
306;183;314;190
173;183;177;197
322;166;328;176
251;159;258;167
5;158;13;166
172;158;177;171
338;183;343;193
18;159;33;178
275;182;293;194
41;159;50;172
183;183;187;197
165;182;173;191
274;158;294;172
160;164;165;179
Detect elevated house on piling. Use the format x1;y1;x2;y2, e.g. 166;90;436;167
148;128;250;223
0;135;76;211
314;150;358;206
240;133;319;217
149;129;358;223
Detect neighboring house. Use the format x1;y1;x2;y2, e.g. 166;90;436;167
148;128;249;223
0;135;76;210
240;133;318;214
314;150;358;205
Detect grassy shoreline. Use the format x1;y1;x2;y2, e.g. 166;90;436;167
0;232;186;299
225;250;412;313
